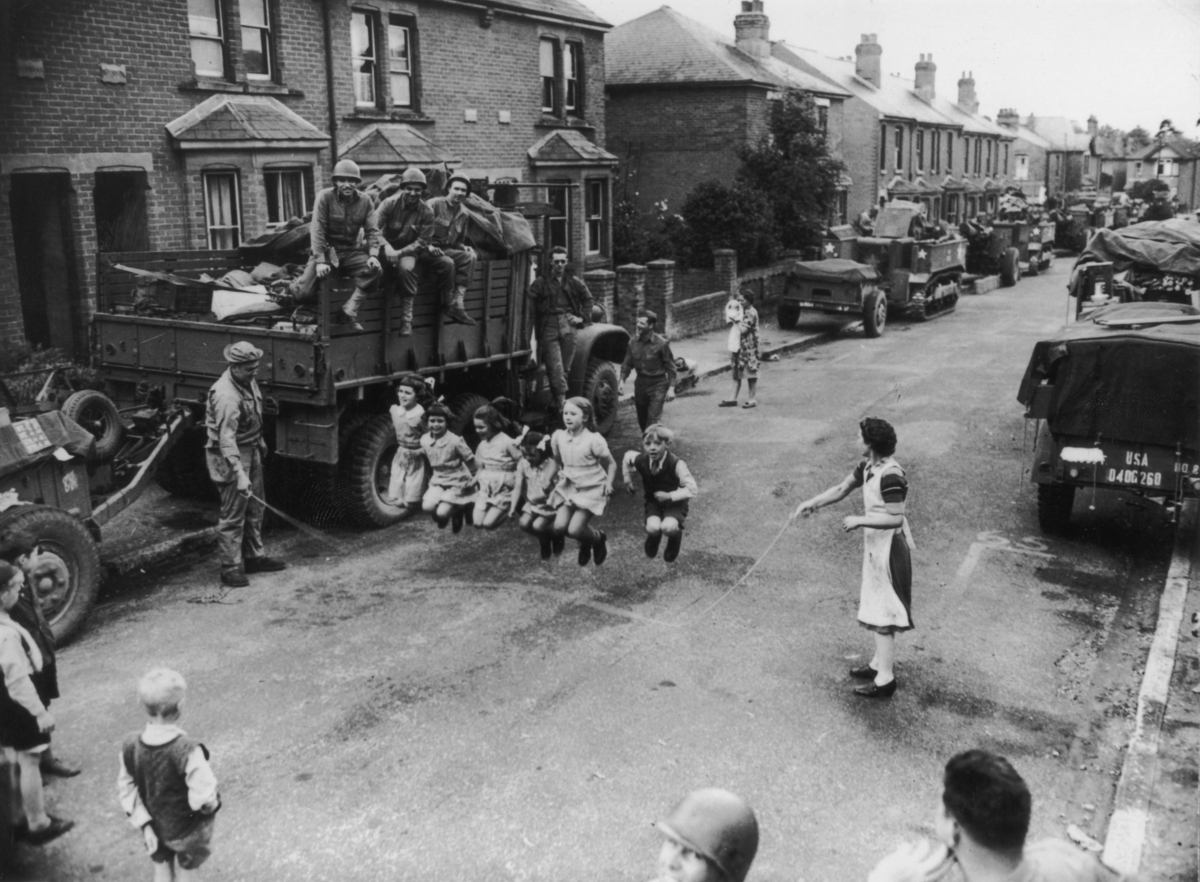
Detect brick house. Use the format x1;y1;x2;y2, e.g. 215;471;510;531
604;2;851;222
779;37;1014;226
996;110;1052;202
1020;115;1094;200
1;0;615;357
1127;138;1200;209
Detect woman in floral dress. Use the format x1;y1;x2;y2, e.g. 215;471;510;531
720;291;760;409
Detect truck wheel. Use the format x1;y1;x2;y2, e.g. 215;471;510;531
340;415;405;528
1037;484;1075;533
0;505;100;645
450;393;491;451
582;359;620;436
1000;248;1021;287
777;301;800;330
155;427;218;501
862;290;887;338
61;390;123;462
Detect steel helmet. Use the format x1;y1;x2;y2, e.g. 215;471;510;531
332;159;362;182
400;167;427;189
657;789;758;882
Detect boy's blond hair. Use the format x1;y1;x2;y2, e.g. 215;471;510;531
642;424;675;444
138;668;187;717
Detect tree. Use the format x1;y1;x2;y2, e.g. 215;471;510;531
736;89;846;252
669;181;777;271
1127;126;1152;150
1130;178;1169;201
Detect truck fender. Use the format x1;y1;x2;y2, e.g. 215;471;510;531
1030;421;1057;484
568;323;630;391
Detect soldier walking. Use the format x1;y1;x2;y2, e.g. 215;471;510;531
205;342;287;587
619;309;677;432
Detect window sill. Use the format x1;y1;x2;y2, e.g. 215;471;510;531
178;77;303;98
342;110;435;125
536;115;595;132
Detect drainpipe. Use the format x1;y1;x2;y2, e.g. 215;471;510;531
321;0;339;165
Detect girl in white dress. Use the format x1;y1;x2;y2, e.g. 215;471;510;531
471;403;523;529
549;397;617;567
794;417;913;699
509;431;562;559
384;375;428;517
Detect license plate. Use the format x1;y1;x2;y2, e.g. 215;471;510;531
1077;443;1200;489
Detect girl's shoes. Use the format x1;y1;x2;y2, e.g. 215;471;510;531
551;535;565;556
434;514;449;529
593;531;608;565
451;511;464;533
578;540;593;566
464;506;474;526
849;664;878;679
854;678;897;698
644;533;662;558
663;533;682;563
538;535;553;560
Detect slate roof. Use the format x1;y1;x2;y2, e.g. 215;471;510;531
1004;123;1053;150
606;6;846;97
528;129;617;164
496;0;608;28
1022;116;1092;152
166;95;327;143
339;124;461;167
1130;137;1200;160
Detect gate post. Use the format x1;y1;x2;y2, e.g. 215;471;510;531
583;269;615;324
615;263;646;333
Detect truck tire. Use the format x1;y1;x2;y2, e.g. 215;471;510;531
340;415;405;528
582;359;620;436
0;505;100;645
1000;248;1021;287
61;390;123;462
1037;483;1075;533
155;427;218;501
777;301;800;330
862;289;887;338
450;393;491;451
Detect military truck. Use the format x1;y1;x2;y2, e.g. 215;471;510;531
779;201;965;330
961;219;1055;286
93;246;628;528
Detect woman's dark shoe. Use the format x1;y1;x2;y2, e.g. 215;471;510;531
663;533;683;563
538;535;553;560
551;535;565;556
644;533;662;558
849;664;879;680
41;758;81;778
451;510;464;533
593;531;608;565
854;678;897;698
578;541;593;566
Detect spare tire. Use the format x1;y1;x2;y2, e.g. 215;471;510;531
450;393;490;451
0;505;100;645
339;415;405;528
999;247;1021;287
61;390;123;462
581;359;620;436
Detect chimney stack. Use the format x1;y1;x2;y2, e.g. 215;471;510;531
855;33;881;88
1087;115;1098;136
997;108;1019;129
914;53;936;101
957;71;978;114
734;0;770;60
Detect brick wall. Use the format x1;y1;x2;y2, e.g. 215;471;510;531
839;98;883;221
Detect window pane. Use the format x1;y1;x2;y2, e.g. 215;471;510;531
564;43;578;79
352;13;373;57
191;38;224;76
539;39;555;77
565;80;577;110
588;219;600;252
587;181;601;214
188;0;221;36
239;0;267;28
391;73;411;106
542;78;555;111
206;175;234;226
242;28;269;75
389;24;409;69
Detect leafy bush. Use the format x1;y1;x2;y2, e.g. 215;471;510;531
0;347;100;406
612;199;676;267
1129;178;1170;201
668;181;777;271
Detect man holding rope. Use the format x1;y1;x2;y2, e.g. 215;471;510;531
205;342;287;587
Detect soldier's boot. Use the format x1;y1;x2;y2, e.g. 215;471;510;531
444;285;476;326
340;289;367;331
398;295;414;336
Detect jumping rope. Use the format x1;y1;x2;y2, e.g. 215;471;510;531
249;491;348;554
683;514;798;621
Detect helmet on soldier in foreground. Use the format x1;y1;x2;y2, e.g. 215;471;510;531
332;159;362;182
400;167;427;189
656;789;759;882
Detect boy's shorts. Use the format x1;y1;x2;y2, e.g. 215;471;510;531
151;816;215;870
644;499;688;525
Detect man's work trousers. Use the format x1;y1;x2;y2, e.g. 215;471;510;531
392;253;445;330
293;251;382;317
540;315;577;405
634;377;670;432
206;446;265;576
434;248;476;306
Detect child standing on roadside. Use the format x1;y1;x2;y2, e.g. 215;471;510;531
384;375;428;518
471;402;524;529
509;431;562;559
420;402;478;533
550;397;616;567
622;424;697;563
118;668;220;881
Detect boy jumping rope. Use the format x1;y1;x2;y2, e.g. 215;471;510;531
623;424;697;563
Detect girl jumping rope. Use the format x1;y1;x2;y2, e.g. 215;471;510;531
384;375;429;518
471;402;524;529
550;397;616;567
420;402;478;533
509;431;562;559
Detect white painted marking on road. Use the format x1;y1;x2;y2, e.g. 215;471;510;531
1102;500;1198;876
954;531;1055;590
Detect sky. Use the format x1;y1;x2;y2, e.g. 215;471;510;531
584;0;1200;138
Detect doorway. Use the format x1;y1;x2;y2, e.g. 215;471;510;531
94;170;150;253
9;172;84;355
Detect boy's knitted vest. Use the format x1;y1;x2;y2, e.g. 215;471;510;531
635;452;682;499
122;733;210;842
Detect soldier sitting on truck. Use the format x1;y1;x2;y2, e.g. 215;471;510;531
205;342;287;588
426;175;478;326
371;167;439;337
290;159;383;332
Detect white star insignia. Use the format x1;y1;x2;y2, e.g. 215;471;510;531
917;248;928;259
824;242;836;254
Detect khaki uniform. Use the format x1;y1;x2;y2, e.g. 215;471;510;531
205;370;266;576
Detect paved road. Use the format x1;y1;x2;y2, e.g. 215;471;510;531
12;262;1180;881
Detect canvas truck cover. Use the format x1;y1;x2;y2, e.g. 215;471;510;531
1073;219;1200;277
789;259;881;284
1016;302;1200;450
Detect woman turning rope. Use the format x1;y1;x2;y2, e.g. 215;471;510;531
793;418;915;699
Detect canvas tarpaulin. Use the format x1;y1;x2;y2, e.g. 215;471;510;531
0;411;96;481
1016;303;1200;450
789;258;880;284
1073;219;1200;277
